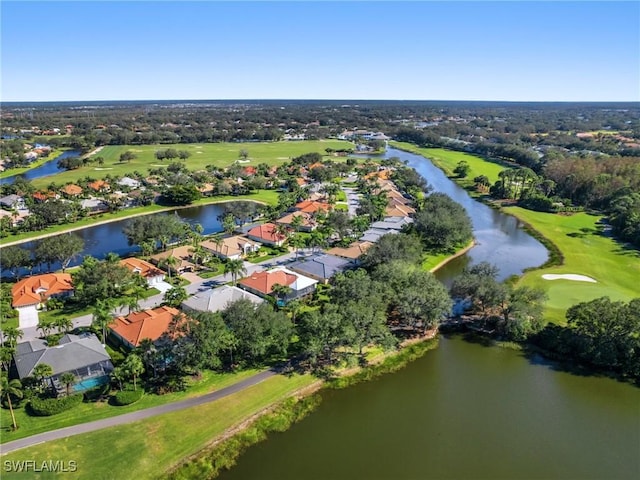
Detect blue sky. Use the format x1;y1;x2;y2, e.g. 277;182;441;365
1;1;638;102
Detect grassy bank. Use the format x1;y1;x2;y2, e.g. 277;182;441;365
389;141;506;187
0;374;316;479
30;140;354;189
507;207;640;323
0;190;278;247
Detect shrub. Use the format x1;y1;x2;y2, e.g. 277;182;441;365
28;394;83;416
112;389;143;406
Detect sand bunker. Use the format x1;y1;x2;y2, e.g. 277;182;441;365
94;168;113;170
542;274;597;283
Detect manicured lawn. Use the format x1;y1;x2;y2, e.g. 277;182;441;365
30;140;354;189
246;246;289;264
0;190;279;246
0;369;262;442
390;141;507;186
507;207;640;324
1;373;316;479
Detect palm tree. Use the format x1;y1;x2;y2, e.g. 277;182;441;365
123;353;145;391
37;319;53;339
271;283;292;306
137;339;158;380
104;252;120;264
60;372;76;396
1;326;23;348
92;299;114;344
0;374;23;430
53;317;73;335
32;363;53;393
162;254;179;282
285;298;303;325
290;214;304;232
110;366;126;391
140;240;156;257
224;258;247;286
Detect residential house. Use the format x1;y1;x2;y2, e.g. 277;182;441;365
87;180;110;193
201;235;261;261
275;211;317;232
109;306;186;349
13;333;114;396
0;194;25;210
117;177;141;189
369;216;414;232
385;203;415;218
149;246;197;273
238;266;317;304
119;257;166;287
60;184;83;198
246;223;287;247
181;285;264;313
12;273;74;329
293;200;331;215
360;228;399;243
32;191;58;202
288;254;352;284
326;240;374;263
80;197;108;214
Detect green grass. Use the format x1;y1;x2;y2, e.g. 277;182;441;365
30;140;355;189
335;190;347;202
0;190;279;246
390;141;506;186
506;207;640;324
246;246;289;264
0;369;261;442
1;373;315;479
197;265;224;279
334;204;348;212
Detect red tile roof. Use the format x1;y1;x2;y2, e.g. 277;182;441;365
61;184;83;196
238;270;296;295
247;223;286;243
294;200;330;214
11;274;74;307
109;306;185;347
119;258;165;279
88;180;109;191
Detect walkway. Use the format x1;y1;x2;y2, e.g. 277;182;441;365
0;369;276;454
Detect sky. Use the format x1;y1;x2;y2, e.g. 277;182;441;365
1;1;639;102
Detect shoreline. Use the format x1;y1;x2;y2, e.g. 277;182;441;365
0;196;269;248
428;239;476;273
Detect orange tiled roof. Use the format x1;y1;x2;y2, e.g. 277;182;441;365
33;191;55;202
247;223;286;243
119;258;165;278
294;200;330;214
238;270;296;295
109;306;184;347
276;211;315;228
11;273;74;308
61;184;83;196
327;241;374;259
88;180;109;191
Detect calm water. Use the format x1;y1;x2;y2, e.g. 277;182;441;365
220;335;640;480
0;150;82;184
383;147;549;283
1;203;228;275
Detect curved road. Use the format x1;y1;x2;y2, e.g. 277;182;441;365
1;368;276;454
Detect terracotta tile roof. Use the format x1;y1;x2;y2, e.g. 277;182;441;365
109;306;185;348
200;235;260;258
308;162;324;170
61;184;83;196
276;211;316;228
238;270;297;295
33;191;56;202
327;241;375;259
247;223;286;243
295;177;307;187
88;180;109;191
385;204;415;217
294;200;331;214
242;166;257;176
12;274;74;307
119;258;165;278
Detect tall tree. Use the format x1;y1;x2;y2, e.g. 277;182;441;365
1;246;30;279
224;258;247;285
123;353;145;391
0;374;23;430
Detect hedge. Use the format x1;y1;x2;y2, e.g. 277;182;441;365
28;394;83;416
112;389;143;406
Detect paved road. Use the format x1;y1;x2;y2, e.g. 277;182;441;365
1;368;277;454
19;251;301;341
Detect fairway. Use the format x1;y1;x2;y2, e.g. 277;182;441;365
390;141;506;185
31;140;355;189
507;207;640;323
0;374;316;479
